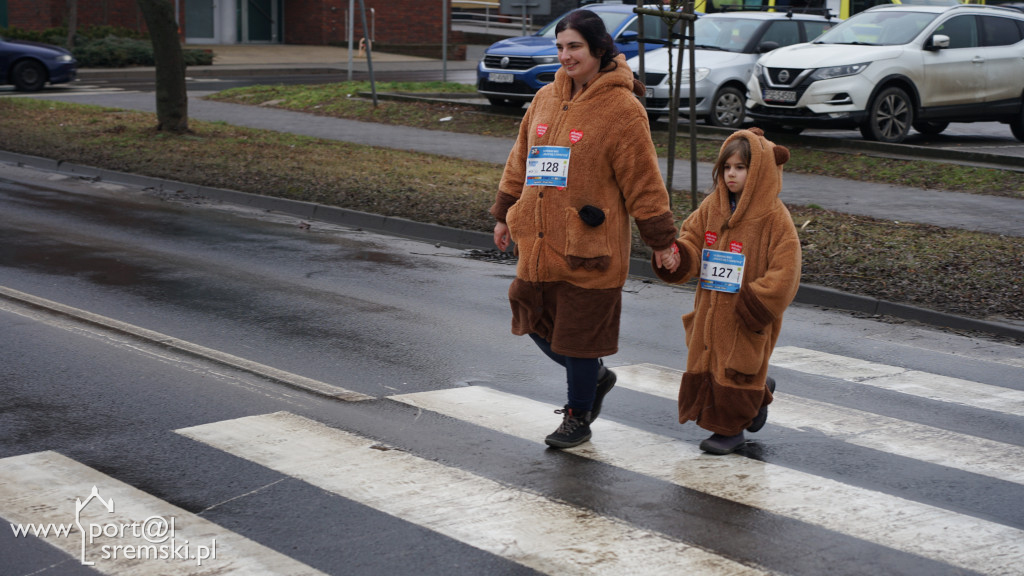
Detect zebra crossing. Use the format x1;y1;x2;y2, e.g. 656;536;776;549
2;346;1022;575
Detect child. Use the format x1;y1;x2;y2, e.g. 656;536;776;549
653;128;801;455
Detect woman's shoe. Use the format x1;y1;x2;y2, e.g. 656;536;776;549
545;407;592;449
590;366;617;421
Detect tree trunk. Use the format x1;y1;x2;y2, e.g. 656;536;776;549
136;0;189;133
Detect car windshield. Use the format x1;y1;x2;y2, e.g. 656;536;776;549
538;11;632;38
814;10;938;45
692;17;763;52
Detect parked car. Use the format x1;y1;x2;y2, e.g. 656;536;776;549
477;3;674;108
629;11;834;127
746;4;1024;142
0;36;77;92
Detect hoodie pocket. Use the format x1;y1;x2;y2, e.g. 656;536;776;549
725;325;769;377
564;207;611;271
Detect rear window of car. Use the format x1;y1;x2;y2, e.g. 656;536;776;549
980;15;1024;46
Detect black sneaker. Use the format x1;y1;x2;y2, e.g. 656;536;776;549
590;365;617;421
545;407;592;449
747;376;776;433
699;432;746;455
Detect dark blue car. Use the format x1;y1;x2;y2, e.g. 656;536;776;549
1;36;77;92
477;3;674;108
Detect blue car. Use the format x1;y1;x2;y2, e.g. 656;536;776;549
1;36;77;92
477;3;675;108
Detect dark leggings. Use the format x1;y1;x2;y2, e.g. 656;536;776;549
529;333;600;413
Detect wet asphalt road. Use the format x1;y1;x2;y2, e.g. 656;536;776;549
1;164;1023;575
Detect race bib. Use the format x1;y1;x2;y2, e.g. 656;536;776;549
700;249;745;293
526;146;570;187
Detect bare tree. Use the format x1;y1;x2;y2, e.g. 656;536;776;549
136;0;189;133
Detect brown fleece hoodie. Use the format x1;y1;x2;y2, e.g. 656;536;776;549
654;128;801;435
490;54;677;358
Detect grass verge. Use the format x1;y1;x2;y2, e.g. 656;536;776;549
0;96;1021;326
207;82;1024;200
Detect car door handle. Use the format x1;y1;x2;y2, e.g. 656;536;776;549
972;56;985;64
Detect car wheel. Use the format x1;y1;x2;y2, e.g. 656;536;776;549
912;120;949;136
1011;106;1024;142
707;87;745;128
12;60;47;92
487;97;524;109
860;87;913;143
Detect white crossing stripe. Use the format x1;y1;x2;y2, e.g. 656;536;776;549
772;346;1024;416
176;412;772;576
391;386;1024;576
612;363;1024;486
0;451;325;575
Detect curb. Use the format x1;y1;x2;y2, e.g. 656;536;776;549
2;150;1022;342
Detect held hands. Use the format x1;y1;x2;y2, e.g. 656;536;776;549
493;222;511;252
655;243;680;273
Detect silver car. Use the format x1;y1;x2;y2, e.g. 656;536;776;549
629;11;834;127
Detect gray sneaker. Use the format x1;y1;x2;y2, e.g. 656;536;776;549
747;377;776;433
699;432;746;455
545;407;592;449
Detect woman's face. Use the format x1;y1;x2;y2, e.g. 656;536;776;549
556;28;602;87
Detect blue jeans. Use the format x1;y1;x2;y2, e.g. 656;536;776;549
529;333;599;413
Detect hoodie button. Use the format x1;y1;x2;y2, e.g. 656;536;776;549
563;105;568;111
538;232;544;238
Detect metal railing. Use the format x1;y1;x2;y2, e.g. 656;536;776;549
452;1;536;35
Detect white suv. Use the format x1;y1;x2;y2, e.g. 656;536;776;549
746;4;1024;143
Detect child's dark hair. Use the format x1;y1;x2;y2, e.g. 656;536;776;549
555;9;620;69
711;137;751;186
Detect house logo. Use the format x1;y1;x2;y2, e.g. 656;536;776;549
10;485;217;567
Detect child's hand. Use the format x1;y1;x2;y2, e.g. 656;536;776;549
656;244;680;273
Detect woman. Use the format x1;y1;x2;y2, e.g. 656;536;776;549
491;9;679;449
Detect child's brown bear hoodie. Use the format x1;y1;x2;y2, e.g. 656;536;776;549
655;128;801;435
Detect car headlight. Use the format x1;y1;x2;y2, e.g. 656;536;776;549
56;54;73;63
680;67;710;82
532;56;558;65
809;63;869;81
754;63;764;80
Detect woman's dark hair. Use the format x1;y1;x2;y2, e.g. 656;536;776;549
554;9;620;69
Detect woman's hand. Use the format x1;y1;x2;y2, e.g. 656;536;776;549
493;222;511;252
655;244;680;273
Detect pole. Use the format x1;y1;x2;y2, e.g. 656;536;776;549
688;16;697;212
347;0;354;81
357;0;377;106
442;0;448;83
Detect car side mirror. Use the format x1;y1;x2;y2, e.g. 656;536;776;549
617;31;639;44
758;41;780;54
926;34;950;51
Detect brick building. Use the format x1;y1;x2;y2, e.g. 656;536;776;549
0;0;460;57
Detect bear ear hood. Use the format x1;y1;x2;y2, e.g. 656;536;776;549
717;127;789;222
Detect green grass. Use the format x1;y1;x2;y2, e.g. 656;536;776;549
1;95;1021;327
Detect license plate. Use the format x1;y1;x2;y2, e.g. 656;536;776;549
764;89;797;103
645;87;654;99
488;73;514;84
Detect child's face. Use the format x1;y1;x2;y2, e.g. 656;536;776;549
723;152;748;196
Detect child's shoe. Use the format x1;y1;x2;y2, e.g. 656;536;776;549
747;376;776;433
699;432;746;455
545;407;592;449
590;365;617;421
